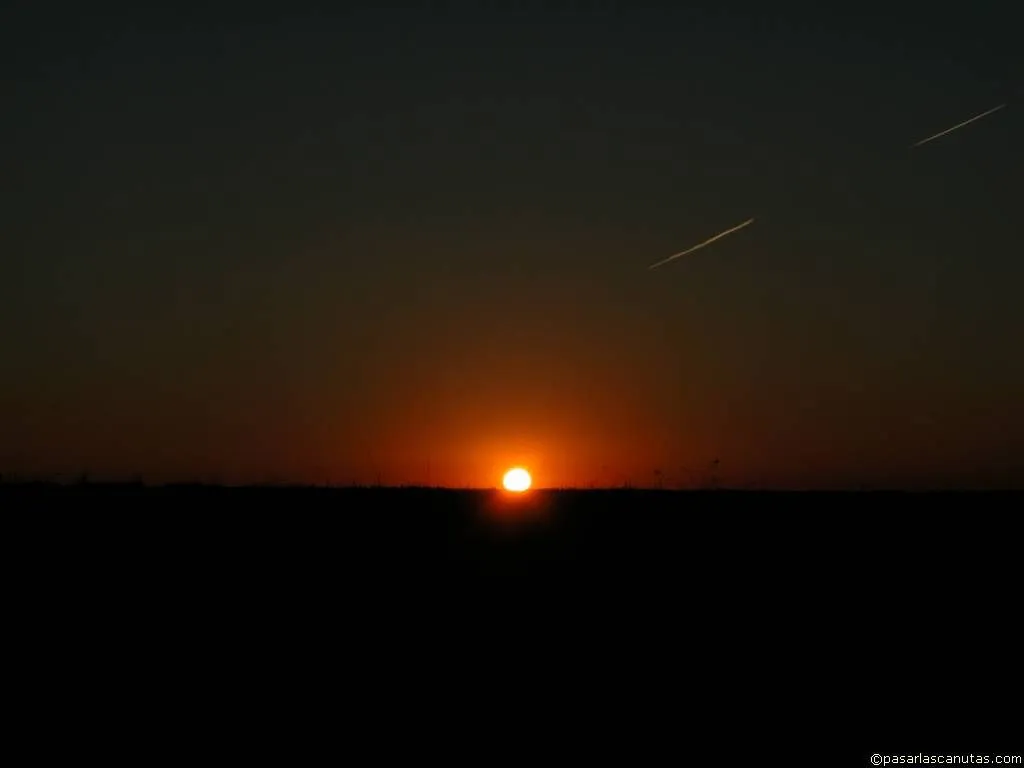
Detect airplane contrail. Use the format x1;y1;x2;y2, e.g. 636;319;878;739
648;217;755;270
912;103;1007;147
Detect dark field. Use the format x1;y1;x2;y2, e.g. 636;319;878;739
6;483;1020;576
6;482;1019;751
11;482;1019;656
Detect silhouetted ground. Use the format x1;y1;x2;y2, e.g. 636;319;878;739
9;481;1019;630
5;482;1020;573
5;482;1018;751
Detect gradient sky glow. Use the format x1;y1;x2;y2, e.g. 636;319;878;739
2;2;1021;488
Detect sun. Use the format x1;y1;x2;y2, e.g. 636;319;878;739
502;467;532;493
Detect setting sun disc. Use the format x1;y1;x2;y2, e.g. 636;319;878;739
502;467;532;492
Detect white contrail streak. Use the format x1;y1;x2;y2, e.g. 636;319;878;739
912;103;1007;147
648;217;755;270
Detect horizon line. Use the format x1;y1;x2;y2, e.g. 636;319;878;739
1;478;1020;493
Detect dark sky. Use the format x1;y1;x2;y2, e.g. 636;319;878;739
2;1;1021;488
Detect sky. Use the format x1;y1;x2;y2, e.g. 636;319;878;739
2;1;1021;488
